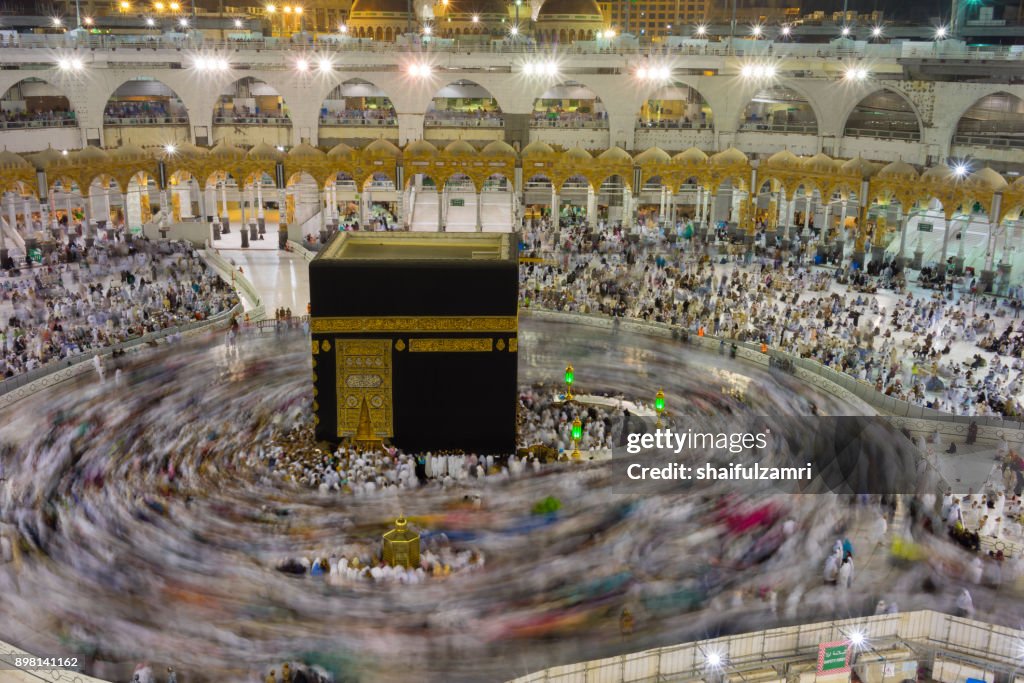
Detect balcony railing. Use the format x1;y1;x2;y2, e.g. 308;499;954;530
319;114;396;126
213;115;291;125
425;115;504;128
635;120;713;130
1;32;1024;62
843;126;921;141
530;117;607;129
739;121;817;134
0;117;77;129
104;115;188;125
952;134;1024;149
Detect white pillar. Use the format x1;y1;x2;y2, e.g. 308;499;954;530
586;186;597;228
257;180;265;219
22;196;32;232
220;182;228;222
437;185;444;231
897;210;911;262
551;190;559;227
476;191;483;231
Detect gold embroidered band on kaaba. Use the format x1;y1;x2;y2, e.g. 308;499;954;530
408;338;493;352
311;315;518;334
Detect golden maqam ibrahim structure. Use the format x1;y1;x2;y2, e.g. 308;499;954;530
3;140;1023;278
382;516;420;568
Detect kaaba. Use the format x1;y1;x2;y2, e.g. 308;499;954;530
309;232;518;454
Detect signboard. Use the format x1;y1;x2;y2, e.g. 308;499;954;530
817;640;851;675
27;248;42;263
917;222;933;232
450;198;465;207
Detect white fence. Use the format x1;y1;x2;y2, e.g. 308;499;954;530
506;611;1024;683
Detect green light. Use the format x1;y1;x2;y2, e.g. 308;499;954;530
571;419;582;442
654;389;665;413
564;365;574;386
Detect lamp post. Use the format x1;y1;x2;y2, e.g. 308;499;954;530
571;417;582;459
654;388;665;428
564;363;575;400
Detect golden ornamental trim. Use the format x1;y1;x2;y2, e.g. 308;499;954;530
408;337;493;352
311;316;518;334
395;339;406;351
508;337;518;352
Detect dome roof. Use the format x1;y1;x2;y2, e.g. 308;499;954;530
174;142;209;157
802;152;834;173
840;155;879;178
109;143;148;161
633;146;671;164
350;0;415;15
565;145;592;161
327;142;356;157
364;138;402;158
765;150;799;168
598;146;633;162
288;142;325;159
30;146;66;168
538;0;603;18
922;164;954;181
522;140;555;157
968;167;1007;191
211;140;245;158
405;140;438;156
481;140;516;157
710;147;747;165
76;145;109;163
248;141;283;160
1014;176;1024;190
0;149;30;170
444;139;477;156
877;160;918;179
673;147;708;163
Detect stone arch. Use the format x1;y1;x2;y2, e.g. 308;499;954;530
739;82;819;134
213;76;291;123
427;79;504;127
637;81;713;130
0;77;75;126
532;80;608;128
319;78;397;128
842;87;922;140
953;91;1024;148
103;77;190;126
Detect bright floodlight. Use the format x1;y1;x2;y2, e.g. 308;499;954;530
841;26;850;36
523;62;535;75
179;17;188;27
544;61;557;76
935;25;948;38
339;24;348;32
169;1;179;9
706;652;723;668
509;25;518;35
234;18;243;27
659;66;670;79
954;163;969;177
849;630;866;646
295;58;309;72
276;145;285;151
84;16;94;25
781;25;791;36
164;144;176;155
637;66;648;79
695;24;706;36
751;24;762;37
845;66;868;80
61;149;68;156
318;57;332;71
605;29;615;38
52;17;63;26
146;17;155;25
71;57;83;69
472;14;479;22
216;58;229;70
57;58;70;70
194;56;208;69
741;64;754;77
871;25;882;37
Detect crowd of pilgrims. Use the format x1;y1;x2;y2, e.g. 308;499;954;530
519;219;1024;418
0;239;238;377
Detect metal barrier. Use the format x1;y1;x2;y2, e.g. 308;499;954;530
505;611;1024;683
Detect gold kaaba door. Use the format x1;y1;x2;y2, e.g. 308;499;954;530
335;339;394;439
